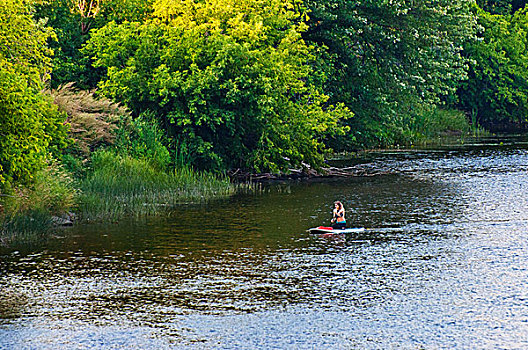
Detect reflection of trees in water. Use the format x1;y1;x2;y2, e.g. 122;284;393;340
0;287;27;320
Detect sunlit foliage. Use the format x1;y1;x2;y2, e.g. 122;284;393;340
35;0;154;88
0;0;68;185
459;5;528;127
85;0;349;172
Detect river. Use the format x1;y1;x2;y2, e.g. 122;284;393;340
1;136;528;349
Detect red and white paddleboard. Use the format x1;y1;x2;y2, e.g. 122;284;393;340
308;226;365;234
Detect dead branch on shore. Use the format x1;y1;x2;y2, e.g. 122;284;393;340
228;165;399;182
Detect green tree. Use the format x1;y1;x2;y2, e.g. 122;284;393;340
85;0;349;172
0;0;68;185
304;0;477;148
97;0;154;24
459;5;528;128
35;0;90;88
477;0;527;14
35;0;154;88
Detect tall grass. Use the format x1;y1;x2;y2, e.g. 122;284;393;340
0;210;54;245
78;151;235;221
400;107;474;147
0;164;77;243
1;151;240;242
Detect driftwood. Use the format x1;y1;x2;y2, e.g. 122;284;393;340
323;166;397;177
228;164;399;182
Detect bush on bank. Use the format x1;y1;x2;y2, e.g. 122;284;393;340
0;85;235;243
0;0;69;186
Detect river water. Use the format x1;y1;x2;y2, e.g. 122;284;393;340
1;137;528;349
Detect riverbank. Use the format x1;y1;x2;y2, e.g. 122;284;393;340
3;142;528;349
2;132;507;244
228;132;504;181
0;151;238;245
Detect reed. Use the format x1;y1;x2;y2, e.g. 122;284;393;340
397;107;472;147
0;164;76;244
78;151;235;221
0;210;53;244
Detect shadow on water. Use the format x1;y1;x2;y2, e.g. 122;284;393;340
2;135;528;349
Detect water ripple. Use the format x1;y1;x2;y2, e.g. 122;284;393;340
2;141;528;349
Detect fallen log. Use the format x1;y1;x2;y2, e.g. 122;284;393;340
228;164;400;181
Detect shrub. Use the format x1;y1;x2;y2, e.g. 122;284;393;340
0;0;69;186
47;83;128;159
0;64;69;185
1;163;77;242
1;163;77;215
114;111;172;171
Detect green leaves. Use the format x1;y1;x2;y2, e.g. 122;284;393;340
86;0;348;172
0;0;68;185
0;0;54;85
304;0;477;148
459;5;528;126
0;60;67;185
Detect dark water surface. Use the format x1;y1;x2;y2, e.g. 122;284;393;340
2;137;528;349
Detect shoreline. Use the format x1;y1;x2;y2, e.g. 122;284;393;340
5;133;526;243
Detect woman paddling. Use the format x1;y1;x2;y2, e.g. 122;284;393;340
331;201;346;229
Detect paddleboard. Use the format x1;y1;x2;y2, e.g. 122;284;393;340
308;226;366;234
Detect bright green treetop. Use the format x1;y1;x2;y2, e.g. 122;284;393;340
0;0;68;185
85;0;349;172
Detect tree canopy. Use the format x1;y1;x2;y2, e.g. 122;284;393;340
303;0;477;148
478;0;528;14
459;5;528;127
0;0;67;185
85;0;349;172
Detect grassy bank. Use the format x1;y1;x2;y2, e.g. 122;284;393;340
78;151;235;221
402;108;490;147
0;165;77;244
0;151;236;244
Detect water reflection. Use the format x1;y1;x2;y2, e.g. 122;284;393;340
2;139;528;349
